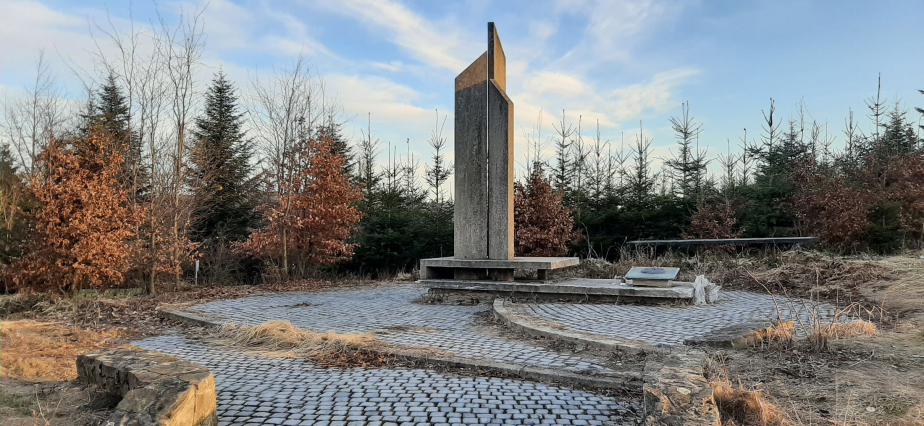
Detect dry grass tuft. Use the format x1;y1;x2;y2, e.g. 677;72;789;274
705;354;792;426
808;319;878;352
712;378;792;426
823;319;878;339
0;320;125;381
214;320;394;368
748;321;796;348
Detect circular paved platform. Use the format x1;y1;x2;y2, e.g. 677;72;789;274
184;285;619;376
513;290;837;347
148;283;836;425
136;334;640;425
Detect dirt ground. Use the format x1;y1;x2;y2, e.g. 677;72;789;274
0;278;374;425
1;257;922;425
709;254;924;425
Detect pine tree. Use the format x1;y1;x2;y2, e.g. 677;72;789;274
551;111;574;194
880;103;918;156
92;73;130;137
189;71;259;244
80;73;146;198
627;124;657;205
424;112;452;204
665;102;708;200
318;117;355;178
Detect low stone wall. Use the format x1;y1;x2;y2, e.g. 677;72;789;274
642;349;720;425
77;345;218;426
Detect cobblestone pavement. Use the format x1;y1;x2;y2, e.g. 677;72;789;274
519;291;839;346
186;285;616;376
135;334;641;425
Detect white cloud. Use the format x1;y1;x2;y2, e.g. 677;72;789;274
317;0;473;71
369;60;403;72
326;74;431;124
611;68;699;120
554;0;685;66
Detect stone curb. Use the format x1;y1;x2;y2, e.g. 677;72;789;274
642;349;721;425
77;345;218;426
491;299;724;425
159;308;224;328
157;308;642;393
491;299;669;355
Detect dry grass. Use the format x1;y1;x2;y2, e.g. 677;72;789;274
214;320;395;368
712;378;792;426
820;320;878;339
0;320;125;381
706;355;792;425
744;321;796;349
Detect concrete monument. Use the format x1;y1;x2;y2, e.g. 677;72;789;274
420;23;579;282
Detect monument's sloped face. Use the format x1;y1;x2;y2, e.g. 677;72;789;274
454;22;514;260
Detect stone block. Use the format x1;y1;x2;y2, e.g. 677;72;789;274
643;350;720;425
77;345;218;426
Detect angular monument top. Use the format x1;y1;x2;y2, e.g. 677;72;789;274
455;22;506;92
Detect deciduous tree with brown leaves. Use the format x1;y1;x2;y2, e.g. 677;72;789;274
238;130;362;278
514;164;576;257
5;131;140;294
683;201;744;240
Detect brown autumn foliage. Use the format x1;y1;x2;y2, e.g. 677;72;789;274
238;131;363;272
792;150;924;251
4;131;141;293
514;164;576;257
684;200;744;240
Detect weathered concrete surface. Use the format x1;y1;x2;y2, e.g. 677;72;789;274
487;78;513;260
453;65;488;259
419;256;579;280
422;277;698;301
642;349;721;425
453;22;515;261
77;345;217;426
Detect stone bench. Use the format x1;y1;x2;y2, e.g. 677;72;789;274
77;345;217;426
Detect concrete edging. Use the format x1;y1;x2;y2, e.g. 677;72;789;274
491;299;669;355
158;308;642;393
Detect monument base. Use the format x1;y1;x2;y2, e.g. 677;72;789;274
419;256;579;281
419;278;721;305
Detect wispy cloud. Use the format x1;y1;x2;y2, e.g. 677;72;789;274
611;68;699;120
317;0;472;71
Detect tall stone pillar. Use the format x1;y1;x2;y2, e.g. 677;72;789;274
454;22;514;261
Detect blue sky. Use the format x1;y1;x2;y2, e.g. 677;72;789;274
2;0;922;179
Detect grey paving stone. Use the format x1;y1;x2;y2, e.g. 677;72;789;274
135;334;640;425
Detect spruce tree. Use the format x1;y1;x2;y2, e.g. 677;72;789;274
92;73;130;137
665;102;708;200
880;103;918;156
318;117;355;178
79;73;146;197
189;71;258;244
